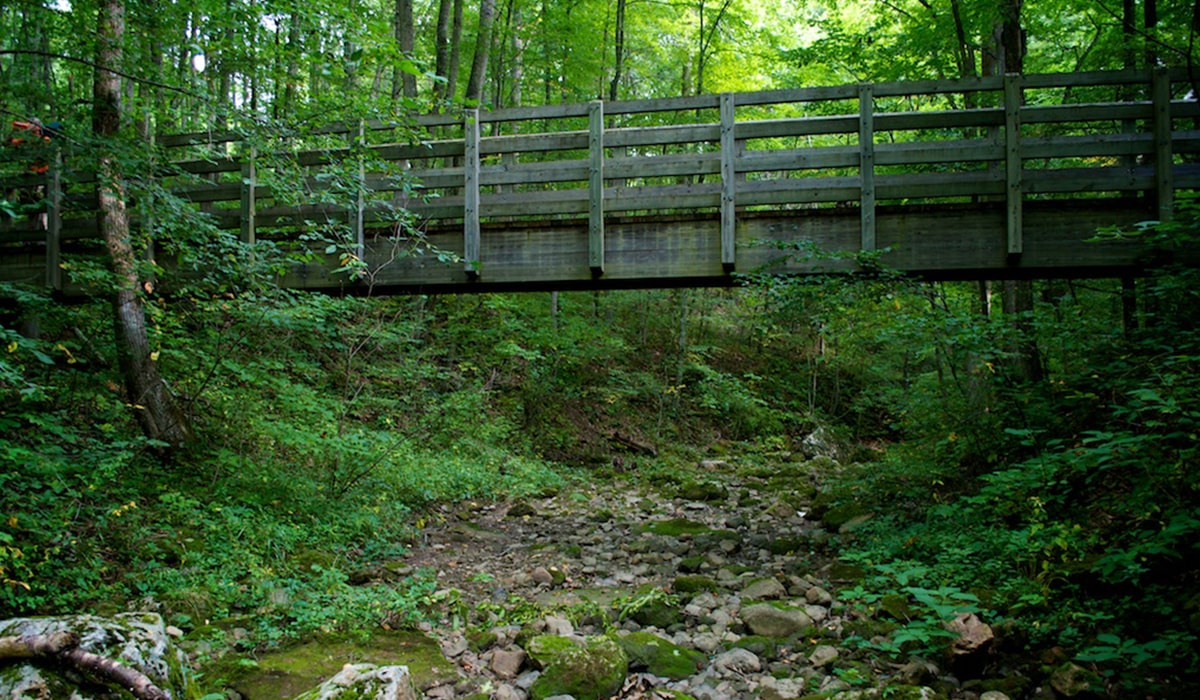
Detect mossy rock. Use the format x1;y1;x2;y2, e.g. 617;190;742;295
677;556;706;573
678;480;729;502
877;684;945;700
507;501;537;518
731;635;780;661
636;518;714;537
842;617;899;640
616;631;705;680
819;503;870;528
766;536;808;555
225;631;454;700
673;575;718;594
589;508;615;522
527;635;629;700
624;593;682;629
878;593;911;621
827;562;867;581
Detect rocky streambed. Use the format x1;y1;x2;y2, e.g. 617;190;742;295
351;457;1055;700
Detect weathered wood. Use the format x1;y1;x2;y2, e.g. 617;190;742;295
1005;74;1023;257
239;145;257;244
1153;67;1173;221
45;151;62;290
464;111;480;278
720;92;736;270
589;100;605;275
859;84;876;251
5;69;1198;294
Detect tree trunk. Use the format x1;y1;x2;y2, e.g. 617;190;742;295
393;0;416;99
447;0;465;102
609;0;626;101
433;0;454;104
465;0;497;104
94;0;192;449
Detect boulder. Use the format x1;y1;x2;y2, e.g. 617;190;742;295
0;613;192;700
615;632;705;681
526;635;627;700
292;665;416;700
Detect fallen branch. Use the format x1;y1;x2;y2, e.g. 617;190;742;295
0;631;171;700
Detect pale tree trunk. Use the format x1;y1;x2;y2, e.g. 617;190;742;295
465;0;497;104
447;0;465;102
94;0;193;449
433;0;454;104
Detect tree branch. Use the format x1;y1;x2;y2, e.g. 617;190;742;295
0;49;202;98
0;631;171;700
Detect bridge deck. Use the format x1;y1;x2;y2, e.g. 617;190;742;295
2;68;1198;294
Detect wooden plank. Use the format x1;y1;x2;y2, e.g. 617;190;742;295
718;93;737;270
739;147;859;172
874;139;1003;166
1005;74;1023;257
1022;102;1152;124
45;151;62;290
464;111;481;278
588;100;605;275
240;145;257;244
606;123;721;148
1153;67;1173;221
1023;167;1151;194
875;108;1004;132
736;116;859;140
354;122;366;263
859;84;876;251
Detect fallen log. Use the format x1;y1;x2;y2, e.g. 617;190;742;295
0;631;171;700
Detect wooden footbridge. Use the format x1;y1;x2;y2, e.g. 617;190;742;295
2;68;1198;294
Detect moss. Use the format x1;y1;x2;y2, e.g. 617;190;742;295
878;593;911;621
616;632;705;680
673;575;718;594
731;635;779;661
528;635;628;700
223;630;454;700
677;556;705;573
766;536;808;555
678;480;728;502
820;503;870;528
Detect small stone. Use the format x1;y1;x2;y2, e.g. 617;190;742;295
490;647;528;679
531;567;554;585
711;648;762;675
740;603;813;638
742;578;787;600
980;692;1011;700
805;586;833;605
808;644;838;668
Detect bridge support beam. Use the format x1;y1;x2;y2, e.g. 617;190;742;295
464;110;481;280
589;100;605;277
858;85;875;253
1153;67;1173;222
239;145;257;245
1004;74;1023;260
720;92;736;272
45;151;62;291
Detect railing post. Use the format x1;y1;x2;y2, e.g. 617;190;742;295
588;100;605;277
240;145;257;245
720;92;736;272
464;110;481;279
1152;66;1173;222
354;120;366;265
45;149;62;291
1004;73;1023;259
858;84;876;252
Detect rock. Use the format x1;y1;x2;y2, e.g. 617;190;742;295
508;501;538;518
615;631;706;680
739;604;813;638
543;616;574;636
698;459;729;470
741;578;787;601
807;644;838;668
800;428;839;460
292;664;417;700
531;567;555;585
946;613;994;656
758;676;806;700
0;613;193;700
490;647;528;679
491;683;526;700
1049;662;1102;697
765;501;796;519
980;692;1011;700
526;635;628;700
805;586;833;606
711;648;762;675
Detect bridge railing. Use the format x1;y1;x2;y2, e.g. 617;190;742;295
2;68;1199;289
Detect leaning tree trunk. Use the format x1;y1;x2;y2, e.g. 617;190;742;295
94;0;193;448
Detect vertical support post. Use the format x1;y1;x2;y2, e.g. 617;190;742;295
588;100;605;276
240;145;257;245
44;149;62;291
464;110;481;279
858;84;876;252
719;92;736;272
354;120;366;266
1004;74;1023;259
1152;66;1173;222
